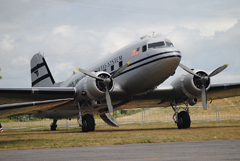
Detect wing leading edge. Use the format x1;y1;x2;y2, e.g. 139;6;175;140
0;98;74;118
208;83;240;100
110;83;240;111
0;87;76;117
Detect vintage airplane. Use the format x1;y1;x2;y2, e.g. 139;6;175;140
0;35;240;132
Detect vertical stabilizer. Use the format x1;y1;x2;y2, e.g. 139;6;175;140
31;53;55;87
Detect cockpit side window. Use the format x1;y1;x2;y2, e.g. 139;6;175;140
142;45;147;52
166;41;174;47
148;41;165;49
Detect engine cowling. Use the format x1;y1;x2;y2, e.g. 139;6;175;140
76;71;113;101
171;70;211;99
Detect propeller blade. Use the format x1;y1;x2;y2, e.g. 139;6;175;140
209;64;228;77
105;62;130;115
105;86;114;115
201;83;207;112
111;62;130;78
77;68;103;81
179;63;200;78
78;62;130;116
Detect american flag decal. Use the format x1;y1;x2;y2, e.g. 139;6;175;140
132;47;140;57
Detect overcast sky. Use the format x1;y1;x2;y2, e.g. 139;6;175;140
1;0;240;87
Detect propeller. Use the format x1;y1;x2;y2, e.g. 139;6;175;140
77;62;130;115
179;63;228;112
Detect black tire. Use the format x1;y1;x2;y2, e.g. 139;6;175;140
50;123;57;131
177;111;191;129
82;114;95;132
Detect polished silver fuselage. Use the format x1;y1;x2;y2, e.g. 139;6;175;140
62;37;181;96
37;37;181;118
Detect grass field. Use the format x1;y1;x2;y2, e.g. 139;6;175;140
0;120;240;151
1;97;240;150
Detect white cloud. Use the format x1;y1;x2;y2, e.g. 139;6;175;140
0;35;18;51
181;17;238;37
1;0;240;87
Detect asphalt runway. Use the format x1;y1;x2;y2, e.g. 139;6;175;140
1;140;239;161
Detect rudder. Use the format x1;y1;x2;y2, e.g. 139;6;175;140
31;53;55;87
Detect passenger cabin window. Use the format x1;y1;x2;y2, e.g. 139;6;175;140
111;65;114;71
142;45;147;52
148;41;165;49
119;61;123;67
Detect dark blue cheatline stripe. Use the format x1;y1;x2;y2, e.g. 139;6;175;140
110;51;181;75
31;62;45;73
129;51;181;67
32;74;50;86
114;55;181;78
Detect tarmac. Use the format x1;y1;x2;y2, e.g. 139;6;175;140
0;140;239;161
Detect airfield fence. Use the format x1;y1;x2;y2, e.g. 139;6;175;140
1;105;240;131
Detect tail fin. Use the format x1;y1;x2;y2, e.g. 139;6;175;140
31;53;55;87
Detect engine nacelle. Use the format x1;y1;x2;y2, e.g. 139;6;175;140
171;70;210;99
76;71;113;101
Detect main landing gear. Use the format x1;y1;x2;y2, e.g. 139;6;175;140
50;118;58;131
172;103;191;129
81;114;95;132
78;102;96;132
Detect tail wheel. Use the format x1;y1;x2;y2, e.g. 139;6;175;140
177;111;191;129
82;114;95;132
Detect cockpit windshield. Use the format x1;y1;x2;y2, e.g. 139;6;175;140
165;41;174;47
148;41;165;49
148;41;174;50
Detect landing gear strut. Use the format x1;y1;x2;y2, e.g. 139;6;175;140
172;102;191;129
50;118;58;131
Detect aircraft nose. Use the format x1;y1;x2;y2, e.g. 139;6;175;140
169;50;182;60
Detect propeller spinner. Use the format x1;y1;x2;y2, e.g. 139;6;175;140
179;63;228;112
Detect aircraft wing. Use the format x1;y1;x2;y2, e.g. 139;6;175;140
110;82;240;111
1;83;240;118
208;83;240;100
107;86;174;111
0;87;76;117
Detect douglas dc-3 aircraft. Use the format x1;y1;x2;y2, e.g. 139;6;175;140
1;36;240;132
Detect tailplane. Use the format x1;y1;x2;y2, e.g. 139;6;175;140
31;53;55;87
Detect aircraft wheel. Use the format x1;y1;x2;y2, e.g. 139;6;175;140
50;118;58;131
82;114;95;132
50;123;57;131
177;111;191;129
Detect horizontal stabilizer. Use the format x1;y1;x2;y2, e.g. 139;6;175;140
100;113;119;127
